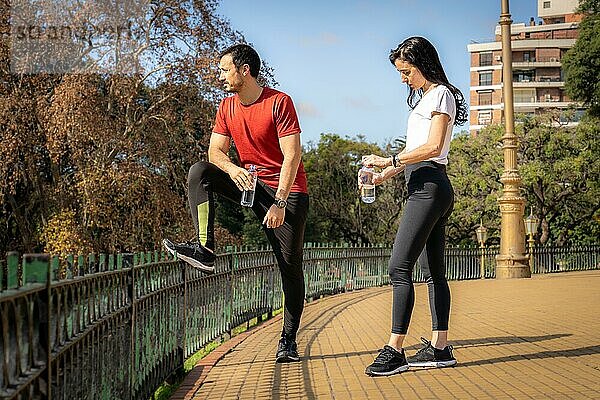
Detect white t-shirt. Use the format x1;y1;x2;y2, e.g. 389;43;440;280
405;84;456;165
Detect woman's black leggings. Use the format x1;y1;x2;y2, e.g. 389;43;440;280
187;161;309;340
389;161;454;335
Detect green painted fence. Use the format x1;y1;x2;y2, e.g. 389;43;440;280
0;243;598;399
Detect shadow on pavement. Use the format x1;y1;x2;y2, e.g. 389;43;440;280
298;333;574;362
458;344;600;367
450;333;573;348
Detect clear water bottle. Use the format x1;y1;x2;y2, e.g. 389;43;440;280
240;165;258;207
359;166;376;204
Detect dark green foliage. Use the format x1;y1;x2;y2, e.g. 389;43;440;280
563;0;600;116
447;127;504;245
302;134;406;245
519;113;600;245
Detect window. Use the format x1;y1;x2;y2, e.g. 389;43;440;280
543;1;551;8
523;51;535;62
513;70;535;82
514;89;535;103
479;91;492;106
479;72;492;86
478;111;492;125
479;52;493;67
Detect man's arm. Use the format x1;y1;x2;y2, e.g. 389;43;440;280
261;133;302;229
208;133;254;191
275;133;302;201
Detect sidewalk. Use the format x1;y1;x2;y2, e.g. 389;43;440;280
173;270;600;399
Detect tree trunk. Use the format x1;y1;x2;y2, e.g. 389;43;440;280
7;194;33;252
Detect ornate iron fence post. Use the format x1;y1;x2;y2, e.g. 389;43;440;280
182;254;188;368
121;253;135;400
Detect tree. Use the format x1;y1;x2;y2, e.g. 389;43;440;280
447;127;504;245
519;112;600;246
302;134;406;245
447;112;600;247
562;0;600;117
0;78;53;252
0;0;274;255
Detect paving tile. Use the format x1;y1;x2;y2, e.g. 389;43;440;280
173;270;600;400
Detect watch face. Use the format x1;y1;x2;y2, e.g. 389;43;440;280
275;199;287;208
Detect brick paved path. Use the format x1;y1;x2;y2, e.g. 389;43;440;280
173;271;600;399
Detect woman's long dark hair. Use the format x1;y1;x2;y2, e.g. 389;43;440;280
389;36;468;126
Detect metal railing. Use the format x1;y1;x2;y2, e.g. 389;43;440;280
530;245;600;274
1;244;598;399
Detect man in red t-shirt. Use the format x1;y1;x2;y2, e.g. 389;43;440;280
163;44;309;363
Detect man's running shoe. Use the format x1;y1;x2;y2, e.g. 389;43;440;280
162;239;215;273
276;336;300;363
406;337;457;368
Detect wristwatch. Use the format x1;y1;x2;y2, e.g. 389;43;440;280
274;197;287;209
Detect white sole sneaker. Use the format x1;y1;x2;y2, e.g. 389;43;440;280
276;353;300;363
366;364;409;376
162;239;215;273
408;359;457;368
177;253;215;273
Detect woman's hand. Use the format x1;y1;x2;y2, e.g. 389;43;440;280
362;154;393;169
358;171;384;190
372;171;385;185
374;166;403;185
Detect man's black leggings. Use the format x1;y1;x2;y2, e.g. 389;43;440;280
187;161;309;340
389;161;454;335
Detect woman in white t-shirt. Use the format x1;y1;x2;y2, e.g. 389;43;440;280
362;36;468;377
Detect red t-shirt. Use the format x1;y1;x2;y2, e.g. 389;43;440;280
213;87;308;193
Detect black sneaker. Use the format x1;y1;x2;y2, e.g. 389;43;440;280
406;337;457;368
162;239;216;273
365;345;409;376
276;337;300;363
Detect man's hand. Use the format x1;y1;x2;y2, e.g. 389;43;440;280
228;166;255;191
262;205;285;228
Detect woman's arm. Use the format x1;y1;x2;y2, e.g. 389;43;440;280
395;112;450;165
373;165;404;185
362;112;451;169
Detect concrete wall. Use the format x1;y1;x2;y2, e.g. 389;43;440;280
538;0;578;18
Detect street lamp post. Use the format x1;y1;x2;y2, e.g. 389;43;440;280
476;221;488;279
524;209;540;273
496;0;530;278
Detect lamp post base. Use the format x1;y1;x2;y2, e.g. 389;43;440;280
496;255;531;279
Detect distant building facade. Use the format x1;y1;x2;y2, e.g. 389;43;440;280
467;0;583;134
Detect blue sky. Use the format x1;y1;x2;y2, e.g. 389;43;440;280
217;0;538;146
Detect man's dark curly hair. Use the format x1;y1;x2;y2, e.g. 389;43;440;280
220;44;261;78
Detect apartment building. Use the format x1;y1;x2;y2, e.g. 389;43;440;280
467;0;583;134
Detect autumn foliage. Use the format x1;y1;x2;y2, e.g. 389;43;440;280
0;0;257;255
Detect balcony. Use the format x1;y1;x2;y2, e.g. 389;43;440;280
513;60;561;68
514;98;579;110
513;76;564;88
471;99;581;111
